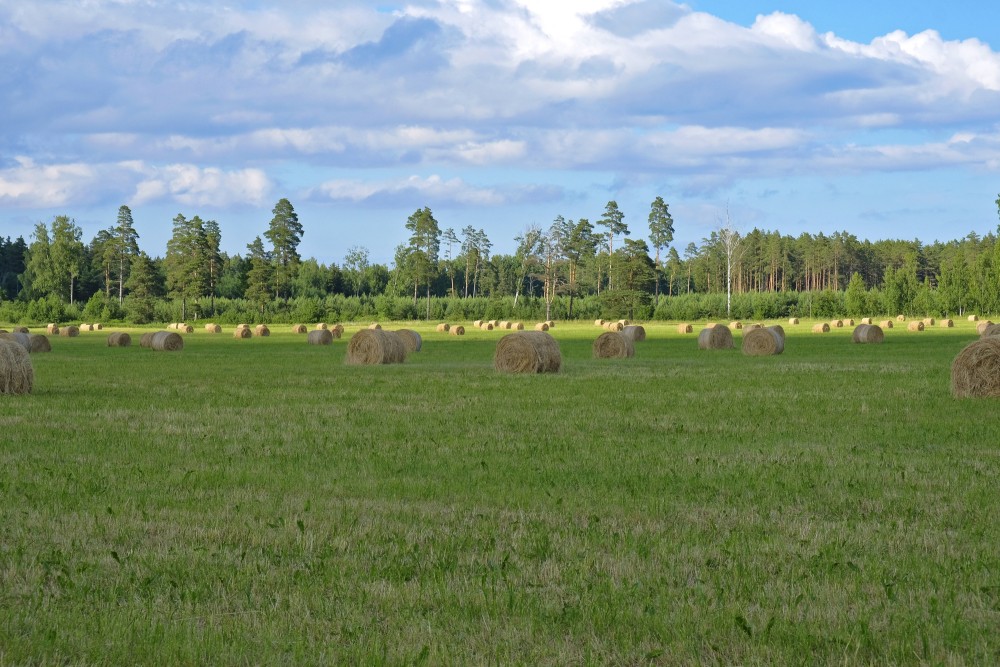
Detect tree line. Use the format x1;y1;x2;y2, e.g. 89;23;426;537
2;194;1000;324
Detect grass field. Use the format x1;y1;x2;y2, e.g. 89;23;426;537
1;320;998;665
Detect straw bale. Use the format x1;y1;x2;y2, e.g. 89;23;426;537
368;323;382;330
545;321;555;329
593;331;635;359
178;324;194;334
494;331;561;374
236;323;250;331
60;326;80;338
617;319;630;327
150;331;183;351
940;319;954;328
0;332;31;352
80;324;94;332
512;322;524;330
474;320;484;328
488;320;499;328
291;324;307;334
345;329;407;365
831;320;843;328
968;315;979;322
896;315;906;322
622;325;646;342
29;334;51;353
741;326;784;356
307;329;334;346
812;323;830;333
907;321;925;332
204;323;222;333
331;325;344;339
879;320;894;329
594;319;606;327
139;332;155;348
744;323;763;332
844;319;855;327
0;338;33;395
603;321;623;332
449;325;465;336
788;317;799;325
47;323;59;334
860;318;873;325
94;323;103;331
698;324;733;350
107;332;132;347
951;337;1000;398
394;329;422;353
480;322;494;330
769;324;786;342
499;321;511;329
12;326;28;334
852;324;884;344
316;323;329;330
233;327;252;339
534;322;549;331
436;323;450;333
729;321;743;330
677;323;693;334
980;323;1000;337
922;317;935;326
254;324;270;337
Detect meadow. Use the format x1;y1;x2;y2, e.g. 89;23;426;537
1;320;998;665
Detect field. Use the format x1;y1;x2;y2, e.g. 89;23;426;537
1;320;999;665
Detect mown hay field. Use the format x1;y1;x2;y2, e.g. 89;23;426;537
1;320;999;664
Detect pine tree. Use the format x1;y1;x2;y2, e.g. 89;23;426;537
245;236;274;316
598;200;628;290
113;205;140;304
647;196;674;306
264;198;303;302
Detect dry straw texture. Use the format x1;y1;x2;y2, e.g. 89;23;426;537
545;321;555;329
744;323;763;331
480;322;495;330
969;315;979;322
742;326;784;356
940;319;954;328
770;324;786;342
139;332;155;348
0;332;31;352
0;338;33;395
29;335;51;353
852;324;885;344
107;332;132;347
729;321;743;330
474;320;484;328
512;322;525;330
860;318;873;325
533;322;549;331
46;323;59;334
698;324;733;350
307;329;334;346
94;323;104;330
178;324;194;334
236;323;249;331
831;320;844;328
908;321;925;332
233;327;252;339
449;325;465;336
622;325;646;342
617;319;629;326
345;329;407;365
976;321;994;335
678;323;693;334
436;323;450;333
204;323;222;333
593;331;635;359
812;323;830;333
254;324;270;337
879;320;894;329
603;321;623;332
150;331;184;351
499;321;511;329
922;318;936;326
951;337;1000;398
80;324;94;332
291;324;307;334
494;331;562;374
844;319;855;327
394;329;423;353
897;315;906;322
788;317;799;325
981;323;1000;337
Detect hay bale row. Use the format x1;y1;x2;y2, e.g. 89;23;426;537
812;323;830;333
107;332;132;347
346;329;406;365
742;326;784;356
291;324;307;334
0;338;33;395
394;329;422;353
852;324;884;344
593;331;634;359
602;321;623;332
698;324;733;350
436;323;450;333
622;325;646;342
204;323;222;333
307;329;334;346
952;337;1000;398
494;331;561;373
678;323;693;334
449;326;465;336
907;321;925;332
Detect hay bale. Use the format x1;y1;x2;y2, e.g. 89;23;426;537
940;319;954;328
831;320;843;328
29;335;51;353
291;324;307;334
345;329;407;365
512;322;524;330
742;326;784;356
59;325;80;338
233;327;252;339
879;320;894;329
480;322;494;331
331;325;344;339
0;338;33;395
729;321;743;330
139;332;155;348
812;323;830;333
46;323;58;334
316;323;329;330
844;319;855;327
13;326;29;334
622;325;646;342
678;323;693;334
922;318;936;326
394;329;422;353
852;324;884;344
80;324;93;332
178;324;194;334
981;323;1000;338
474;320;484;328
150;331;183;351
0;332;31;352
706;323;718;329
107;332;132;347
594;319;606;327
968;315;979;322
593;331;635;359
860;318;873;325
533;322;549;331
951;337;1000;398
254;324;270;337
896;315;906;322
744;323;763;332
435;323;450;333
498;321;511;329
94;323;103;331
487;320;498;328
697;324;733;350
449;325;465;336
788;317;799;325
236;323;250;331
907;321;925;332
204;323;222;333
494;331;561;374
603;321;623;332
545;321;555;329
368;323;382;330
769;324;786;342
307;329;334;346
617;319;630;327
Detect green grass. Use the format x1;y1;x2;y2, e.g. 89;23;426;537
1;320;999;665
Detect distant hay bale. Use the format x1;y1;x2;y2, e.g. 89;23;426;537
60;326;80;338
860;318;873;325
94;323;103;331
788;317;799;325
29;335;51;353
594;319;606;327
394;329;422;352
449;325;465;336
831;320;843;328
307;329;334;346
812;323;830;333
233;327;252;339
345;329;407;365
0;338;34;395
907;321;925;332
951;337;1000;398
512;322;524;330
940;319;954;328
436;323;450;333
593;331;634;359
742;326;784;356
879;320;894;329
545;321;555;329
204;323;222;333
499;321;511;329
0;332;31;352
698;324;733;350
331;325;344;339
534;322;549;331
617;319;629;327
80;324;93;332
254;324;270;337
488;320;498;328
13;326;29;334
677;323;693;334
47;323;58;334
844;319;855;327
744;323;763;332
896;315;906;322
480;322;494;330
315;323;329;330
474;320;484;328
178;324;194;333
729;321;743;330
922;318;936;326
968;315;979;322
981;323;1000;337
367;323;382;330
107;332;132;347
139;332;155;348
622;325;646;342
603;321;623;332
852;324;884;344
494;331;561;374
236;323;250;331
150;331;183;351
291;324;307;334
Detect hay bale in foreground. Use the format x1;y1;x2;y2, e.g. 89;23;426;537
494;331;561;374
940;319;954;328
29;335;51;353
678;323;693;334
291;324;307;334
742;326;784;356
0;332;31;352
139;332;155;348
788;317;799;325
449;325;465;336
204;323;222;333
0;338;33;395
852;324;884;344
107;332;132;347
254;324;270;337
307;329;334;346
436;323;450;333
879;320;894;329
394;329;422;353
981;323;1000;337
593;331;634;359
47;323;59;334
622;325;646;342
812;323;830;333
698;324;733;350
951;337;1000;398
345;329;407;365
233;327;252;339
968;315;979;322
150;331;183;351
533;322;549;331
907;321;925;332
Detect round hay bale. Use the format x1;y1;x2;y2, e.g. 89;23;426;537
896;315;906;322
729;321;743;330
860;317;873;325
204;323;222;333
852;324;884;344
603;321;623;332
533;322;549;331
879;320;894;329
60;325;80;338
315;323;329;330
93;323;103;331
29;335;51;353
593;331;635;359
346;328;407;365
331;325;344;339
307;329;334;346
474;320;484;328
968;315;979;322
498;321;511;329
622;325;646;342
233;327;252;339
940;319;954;328
236;323;250;331
80;324;93;332
980;323;1000;338
812;323;830;333
435;323;450;333
594;319;606;327
449;325;465;336
254;324;270;337
150;331;183;351
907;321;925;332
394;329;422;353
617;319;629;327
922;318;935;326
178;324;194;334
545;321;555;329
367;323;382;330
742;326;784;356
107;332;132;347
139;332;155;348
698;324;733;350
0;338;34;395
831;320;843;328
13;326;29;334
844;319;855;327
494;331;561;374
291;324;307;334
677;323;693;334
744;323;763;332
0;332;31;352
46;323;59;334
769;324;786;342
480;322;495;331
512;322;524;330
488;320;499;328
951;337;1000;398
788;317;799;325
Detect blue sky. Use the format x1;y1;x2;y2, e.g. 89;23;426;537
2;0;999;265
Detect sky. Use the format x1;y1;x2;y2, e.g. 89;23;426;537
2;0;1000;266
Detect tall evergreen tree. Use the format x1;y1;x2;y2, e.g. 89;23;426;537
647;196;674;306
112;205;140;304
165;214;207;321
264;198;303;302
245;236;274;316
48;216;85;304
203;219;222;316
598;200;628;290
405;207;441;319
